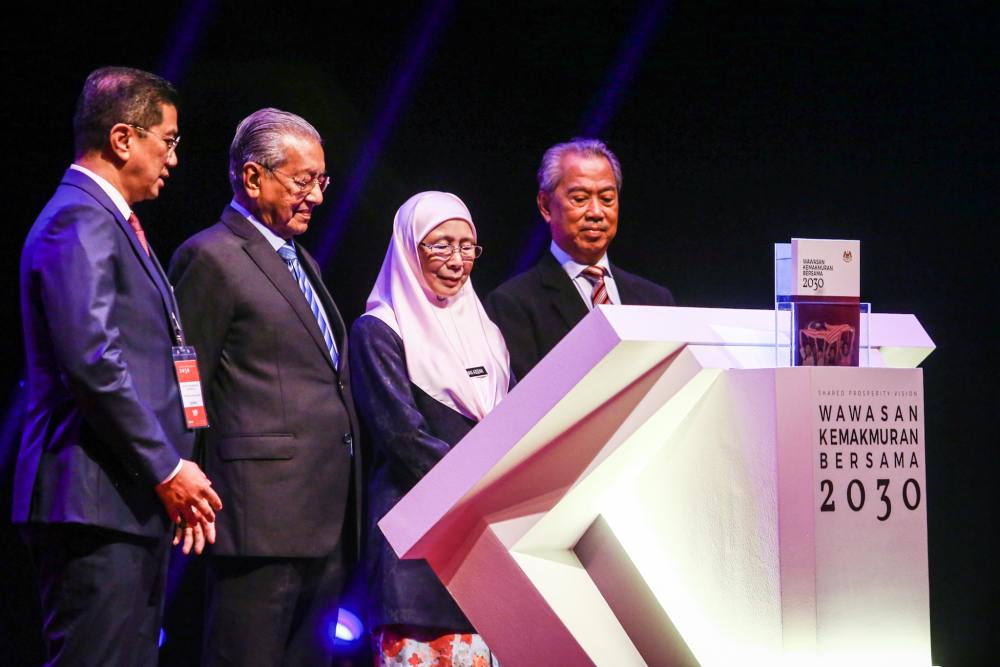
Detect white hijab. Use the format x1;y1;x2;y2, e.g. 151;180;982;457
364;191;510;420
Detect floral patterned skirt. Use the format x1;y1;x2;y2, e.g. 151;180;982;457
373;624;501;667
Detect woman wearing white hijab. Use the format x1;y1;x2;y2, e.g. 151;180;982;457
350;191;510;666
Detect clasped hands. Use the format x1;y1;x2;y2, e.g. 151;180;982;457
155;459;223;555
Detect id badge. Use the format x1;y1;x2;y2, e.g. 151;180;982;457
172;346;209;429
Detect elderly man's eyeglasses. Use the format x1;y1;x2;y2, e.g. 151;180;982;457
419;242;484;261
126;124;181;154
264;166;330;195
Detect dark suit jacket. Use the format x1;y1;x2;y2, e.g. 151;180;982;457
485;251;675;379
14;168;192;538
168;206;361;559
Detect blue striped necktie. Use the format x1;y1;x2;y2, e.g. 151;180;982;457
277;241;339;367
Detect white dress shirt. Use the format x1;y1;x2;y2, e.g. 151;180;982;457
70;163;133;221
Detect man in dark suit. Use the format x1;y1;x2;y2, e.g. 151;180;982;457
169;108;361;666
486;138;675;379
14;66;222;666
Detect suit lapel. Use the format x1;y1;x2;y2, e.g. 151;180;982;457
148;246;182;318
609;262;635;305
63;169;178;326
537;252;588;330
298;247;346;353
222;209;339;374
611;263;659;306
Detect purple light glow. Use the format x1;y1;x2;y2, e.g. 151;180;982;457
580;0;671;137
510;0;671;276
331;607;364;644
312;0;455;268
511;221;550;274
156;0;219;84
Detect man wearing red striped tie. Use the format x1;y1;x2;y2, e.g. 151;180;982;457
486;138;675;380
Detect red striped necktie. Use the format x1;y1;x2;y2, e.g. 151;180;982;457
581;265;612;306
128;213;150;256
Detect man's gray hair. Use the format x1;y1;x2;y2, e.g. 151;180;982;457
536;137;623;194
228;108;322;193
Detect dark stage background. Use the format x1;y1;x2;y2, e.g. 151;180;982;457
1;2;996;664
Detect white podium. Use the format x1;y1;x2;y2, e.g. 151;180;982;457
380;306;936;666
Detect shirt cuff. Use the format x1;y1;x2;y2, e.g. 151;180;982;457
159;458;184;485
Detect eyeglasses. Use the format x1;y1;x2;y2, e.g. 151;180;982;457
126;124;181;154
264;166;330;195
419;242;484;261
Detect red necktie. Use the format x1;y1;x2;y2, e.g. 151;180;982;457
128;212;150;256
581;265;612;306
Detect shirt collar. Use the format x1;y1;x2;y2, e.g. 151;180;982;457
229;199;288;252
549;240;612;279
70;164;132;221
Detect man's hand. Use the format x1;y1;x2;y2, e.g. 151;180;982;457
155;459;223;534
173;520;215;555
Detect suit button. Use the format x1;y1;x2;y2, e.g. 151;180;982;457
342;433;353;445
337;379;344;391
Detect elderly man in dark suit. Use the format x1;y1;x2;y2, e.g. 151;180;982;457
486;138;675;379
169;108;361;666
15;66;222;666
